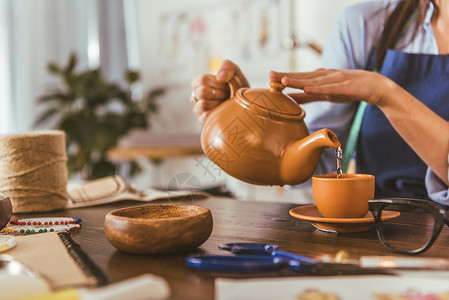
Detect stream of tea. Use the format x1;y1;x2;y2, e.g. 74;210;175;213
335;146;343;178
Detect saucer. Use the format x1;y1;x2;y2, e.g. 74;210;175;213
0;235;16;252
289;205;400;233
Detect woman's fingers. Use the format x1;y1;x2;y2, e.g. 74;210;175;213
192;85;228;101
192;99;222;117
288;93;333;104
190;60;250;124
270;69;330;82
194;102;222;125
275;69;385;104
191;60;250;99
198;111;211;125
217;60;250;87
285;76;350;95
281;70;345;87
191;74;228;94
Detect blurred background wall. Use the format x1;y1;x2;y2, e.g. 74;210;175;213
1;0;372;203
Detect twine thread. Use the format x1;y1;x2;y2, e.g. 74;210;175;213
0;131;68;213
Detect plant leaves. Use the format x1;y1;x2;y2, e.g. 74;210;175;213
65;53;78;75
126;112;148;130
34;107;59;126
39;92;75;103
90;159;116;179
39;53;166;179
146;101;158;113
147;87;166;99
47;63;61;74
125;70;140;83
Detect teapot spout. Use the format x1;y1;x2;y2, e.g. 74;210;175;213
279;129;340;185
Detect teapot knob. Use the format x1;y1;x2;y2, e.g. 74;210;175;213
269;81;285;93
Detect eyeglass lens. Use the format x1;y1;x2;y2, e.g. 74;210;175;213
379;206;435;253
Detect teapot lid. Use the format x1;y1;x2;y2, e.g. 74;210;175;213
240;81;304;117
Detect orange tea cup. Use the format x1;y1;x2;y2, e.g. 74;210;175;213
312;174;375;218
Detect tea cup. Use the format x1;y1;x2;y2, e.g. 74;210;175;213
312;174;375;218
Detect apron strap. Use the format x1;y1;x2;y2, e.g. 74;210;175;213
341;8;419;173
342;101;367;173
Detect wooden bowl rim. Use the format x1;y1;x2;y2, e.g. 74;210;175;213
105;204;211;222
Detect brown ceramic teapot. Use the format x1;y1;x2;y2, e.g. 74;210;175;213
200;78;341;186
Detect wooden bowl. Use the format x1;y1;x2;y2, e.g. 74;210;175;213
104;204;213;255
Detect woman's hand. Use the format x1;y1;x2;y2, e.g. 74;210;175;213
272;68;449;186
270;69;395;107
190;60;249;124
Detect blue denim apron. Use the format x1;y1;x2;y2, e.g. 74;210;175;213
357;49;449;199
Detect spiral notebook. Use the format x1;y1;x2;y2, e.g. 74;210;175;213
4;232;107;289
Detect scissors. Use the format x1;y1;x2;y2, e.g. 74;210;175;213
186;243;344;273
187;242;449;274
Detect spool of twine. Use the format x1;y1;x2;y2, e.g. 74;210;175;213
0;130;68;213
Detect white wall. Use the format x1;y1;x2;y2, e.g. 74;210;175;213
131;0;371;202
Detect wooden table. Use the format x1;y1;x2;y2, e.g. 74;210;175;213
106;133;203;180
46;197;449;300
107;133;203;161
107;144;203;161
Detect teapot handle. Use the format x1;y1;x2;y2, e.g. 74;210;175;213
228;76;243;99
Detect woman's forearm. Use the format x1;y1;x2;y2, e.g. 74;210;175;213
378;79;449;185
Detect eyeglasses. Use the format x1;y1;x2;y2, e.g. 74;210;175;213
369;198;449;255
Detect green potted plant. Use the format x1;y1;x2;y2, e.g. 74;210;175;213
36;53;165;179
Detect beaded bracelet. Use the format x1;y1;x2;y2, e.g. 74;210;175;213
9;217;81;226
1;217;81;235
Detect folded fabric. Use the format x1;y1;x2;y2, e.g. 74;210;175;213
67;175;209;208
